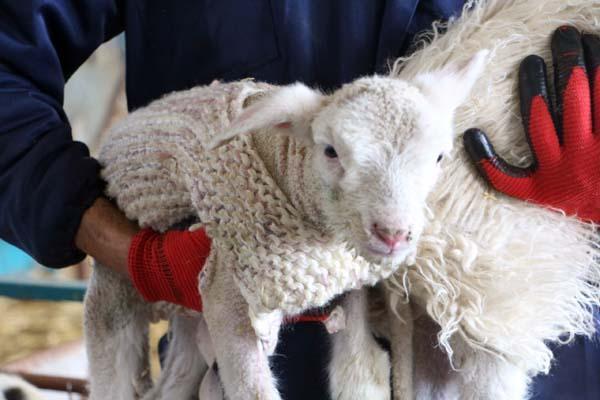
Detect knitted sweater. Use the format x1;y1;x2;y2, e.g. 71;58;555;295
99;81;397;315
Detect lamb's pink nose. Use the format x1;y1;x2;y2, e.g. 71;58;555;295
372;223;409;248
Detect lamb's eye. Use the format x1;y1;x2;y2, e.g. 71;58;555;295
436;153;443;163
324;145;338;159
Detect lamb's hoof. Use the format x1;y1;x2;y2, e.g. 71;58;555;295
324;305;346;334
331;346;391;400
249;310;282;356
254;385;283;400
199;365;225;400
258;337;275;355
256;321;280;355
335;384;390;400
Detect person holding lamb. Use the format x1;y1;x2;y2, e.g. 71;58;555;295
0;1;598;399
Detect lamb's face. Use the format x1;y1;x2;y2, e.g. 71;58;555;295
211;50;487;267
310;77;454;264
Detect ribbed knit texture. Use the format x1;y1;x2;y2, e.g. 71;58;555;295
128;228;211;311
99;81;394;316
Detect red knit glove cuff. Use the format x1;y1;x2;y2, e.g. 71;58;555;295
128;228;211;311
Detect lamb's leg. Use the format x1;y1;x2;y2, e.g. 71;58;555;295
249;307;283;355
387;299;414;400
412;313;529;400
196;313;226;399
448;337;530;400
199;366;225;400
142;314;208;400
202;252;282;400
329;289;391;400
85;262;153;400
412;312;463;400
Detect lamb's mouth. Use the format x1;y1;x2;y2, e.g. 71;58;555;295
363;243;411;261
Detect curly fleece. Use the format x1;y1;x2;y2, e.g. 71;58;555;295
388;0;600;375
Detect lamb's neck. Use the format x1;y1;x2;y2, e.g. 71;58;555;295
252;132;326;229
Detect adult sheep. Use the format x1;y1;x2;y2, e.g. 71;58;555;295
370;0;600;399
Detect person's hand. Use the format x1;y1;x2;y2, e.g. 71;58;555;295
76;197;211;311
463;27;600;223
128;227;211;311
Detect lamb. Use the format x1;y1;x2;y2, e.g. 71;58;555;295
84;45;487;399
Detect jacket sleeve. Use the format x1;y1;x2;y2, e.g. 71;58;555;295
0;0;124;267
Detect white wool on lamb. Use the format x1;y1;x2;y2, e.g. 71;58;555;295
386;0;600;377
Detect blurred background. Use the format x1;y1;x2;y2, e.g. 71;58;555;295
0;35;167;399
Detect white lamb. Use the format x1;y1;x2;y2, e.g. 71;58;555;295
85;39;486;400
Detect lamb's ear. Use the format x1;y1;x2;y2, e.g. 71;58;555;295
415;49;489;113
208;83;324;149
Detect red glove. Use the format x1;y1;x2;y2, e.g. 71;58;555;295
128;228;211;311
464;27;600;223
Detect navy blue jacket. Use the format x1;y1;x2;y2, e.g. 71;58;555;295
0;0;464;268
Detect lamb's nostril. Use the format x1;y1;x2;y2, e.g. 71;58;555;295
372;224;409;248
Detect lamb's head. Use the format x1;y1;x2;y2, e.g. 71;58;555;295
211;50;487;265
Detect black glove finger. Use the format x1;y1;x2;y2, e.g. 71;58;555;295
583;33;600;72
583;33;600;135
551;26;588;136
463;128;532;179
519;55;558;149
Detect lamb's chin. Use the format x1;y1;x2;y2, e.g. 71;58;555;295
357;244;413;267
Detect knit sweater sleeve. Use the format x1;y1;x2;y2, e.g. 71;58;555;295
99;81;272;232
0;0;124;267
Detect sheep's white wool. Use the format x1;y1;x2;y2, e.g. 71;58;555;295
387;0;600;375
99;82;394;316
